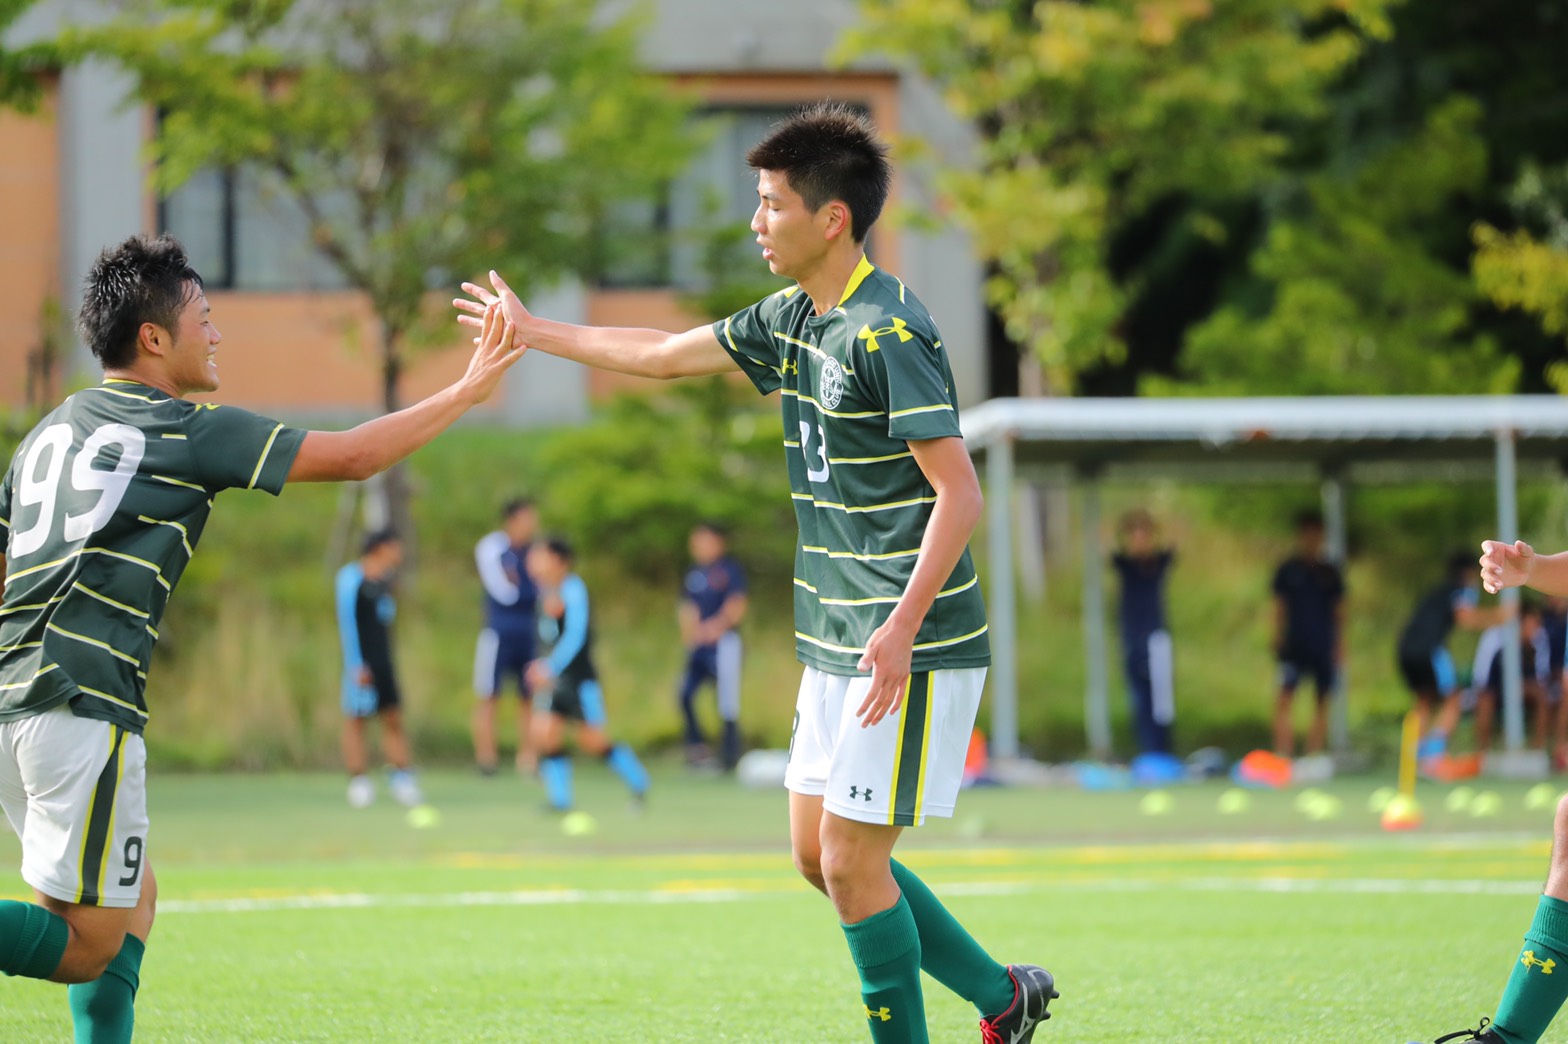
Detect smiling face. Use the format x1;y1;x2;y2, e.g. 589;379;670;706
149;284;222;395
750;169;844;282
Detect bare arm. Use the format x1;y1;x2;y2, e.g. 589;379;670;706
456;271;733;380
1456;602;1516;630
1482;540;1568;597
855;436;984;727
288;304;523;483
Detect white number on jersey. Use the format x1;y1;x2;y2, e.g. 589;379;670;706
10;423;147;558
799;420;830;483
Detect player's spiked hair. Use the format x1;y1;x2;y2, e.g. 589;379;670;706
78;233;205;370
746;101;891;244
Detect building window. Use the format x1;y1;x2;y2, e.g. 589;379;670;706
159;165;351;292
601;103;870;291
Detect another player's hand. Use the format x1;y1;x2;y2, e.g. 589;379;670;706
455;270;532;350
1480;539;1534;594
455;301;524;405
357;666;372;687
526;660;553;693
855;615;917;728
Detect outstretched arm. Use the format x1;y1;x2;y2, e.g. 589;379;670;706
455;270;733;380
1482;540;1568;597
288;304;523;483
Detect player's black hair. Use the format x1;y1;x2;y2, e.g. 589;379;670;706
1448;549;1480;583
77;233;205;370
541;535;575;563
692;519;729;540
745;101;891;244
361;528;401;556
1294;509;1325;530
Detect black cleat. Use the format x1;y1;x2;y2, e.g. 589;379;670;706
979;965;1057;1044
1410;1018;1502;1043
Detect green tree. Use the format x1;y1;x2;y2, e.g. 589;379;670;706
0;0;51;108
1474;163;1568;390
843;0;1394;391
1166;96;1518;395
66;0;693;535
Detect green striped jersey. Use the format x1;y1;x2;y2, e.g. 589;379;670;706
0;379;305;734
714;256;989;675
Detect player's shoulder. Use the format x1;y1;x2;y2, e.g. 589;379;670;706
475;529;508;555
843;265;942;347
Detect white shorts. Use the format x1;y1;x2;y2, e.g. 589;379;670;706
0;705;149;909
785;666;986;827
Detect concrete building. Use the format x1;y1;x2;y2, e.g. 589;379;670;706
1;0;987;424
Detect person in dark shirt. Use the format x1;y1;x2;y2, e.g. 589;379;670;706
678;522;749;770
1111;510;1175;756
1397;550;1513;753
524;537;649;812
1271;511;1345;758
472;497;539;776
335;530;421;809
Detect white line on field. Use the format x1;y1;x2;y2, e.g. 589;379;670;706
154;875;1544;915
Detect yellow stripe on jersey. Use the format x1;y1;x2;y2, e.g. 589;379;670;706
888;404;955;420
4;552;82;585
911;624;989;652
770;332;856;374
0;642;43;653
160;433;188;440
137;515;194;557
248;423;285;489
0;595;65;616
72;582;152;619
47;623;143;667
792;392;885;419
801;545;922;562
0;663;59;690
827;451;913;465
151;474;206;493
796;575;979;608
75;684;151;718
790;494;938;515
85;548;172;592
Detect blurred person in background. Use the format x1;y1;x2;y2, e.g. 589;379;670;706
472;497;539;776
1270;510;1345;759
1398;550;1514;757
1466;601;1551;756
525;537;649;813
1542;596;1568;770
1112;509;1176;756
1418;539;1568;1044
0;234;519;1044
336;529;422;809
678;521;748;771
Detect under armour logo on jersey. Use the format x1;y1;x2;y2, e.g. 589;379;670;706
1523;950;1556;974
865;1006;891;1022
849;786;873;802
856;317;914;353
782;358;799;375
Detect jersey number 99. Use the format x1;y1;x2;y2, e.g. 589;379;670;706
10;424;147;558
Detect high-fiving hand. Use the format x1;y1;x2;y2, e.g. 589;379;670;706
455;271;530;348
1480;539;1535;595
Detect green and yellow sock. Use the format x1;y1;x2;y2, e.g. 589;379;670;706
891;859;1016;1016
68;932;144;1044
1492;896;1568;1044
841;895;927;1044
0;900;68;980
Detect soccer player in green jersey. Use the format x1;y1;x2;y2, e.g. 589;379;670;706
457;103;1055;1043
0;234;521;1042
1414;539;1568;1044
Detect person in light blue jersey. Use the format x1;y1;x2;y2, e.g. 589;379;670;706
472;497;539;775
524;537;648;813
335;529;421;809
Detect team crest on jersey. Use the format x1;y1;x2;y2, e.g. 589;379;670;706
818;356;845;409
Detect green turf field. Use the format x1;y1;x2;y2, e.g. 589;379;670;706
1;767;1562;1042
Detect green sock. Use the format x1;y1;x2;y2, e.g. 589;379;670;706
0;900;68;980
890;859;1016;1016
841;895;928;1044
1492;896;1568;1044
68;933;144;1044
